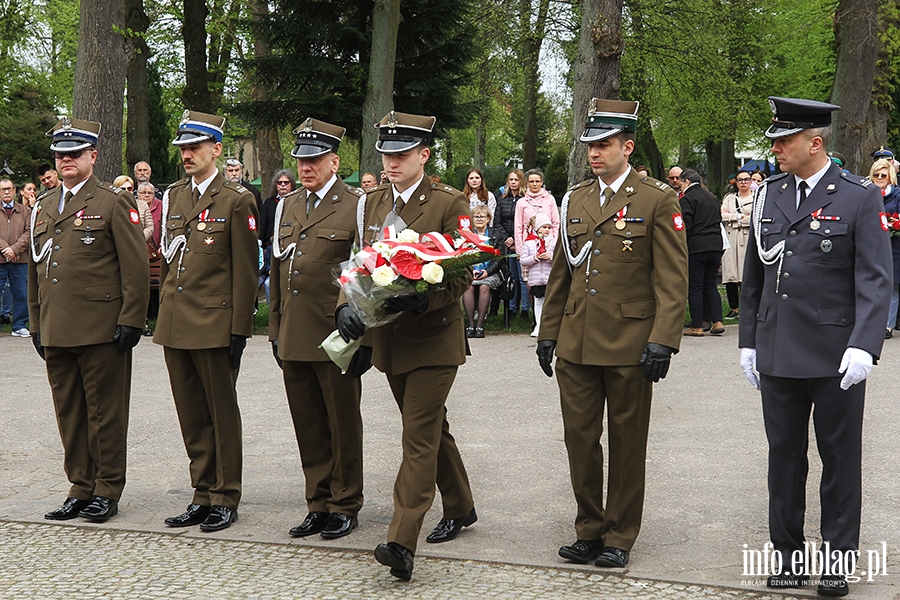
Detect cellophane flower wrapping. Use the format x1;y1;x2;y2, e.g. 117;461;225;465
320;214;506;371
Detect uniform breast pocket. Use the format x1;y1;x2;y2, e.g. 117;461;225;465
72;221;108;256
315;228;352;263
166;217;185;238
566;223;589;254
196;222;225;254
33;221;50;242
278;224;295;244
759;222;784;248
806;222;848;263
609;224;646;263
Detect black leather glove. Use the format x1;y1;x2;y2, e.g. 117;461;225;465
336;305;366;342
536;340;556;377
32;332;46;361
383;293;428;315
113;325;143;352
640;343;677;383
229;335;248;370
347;345;373;378
271;340;283;369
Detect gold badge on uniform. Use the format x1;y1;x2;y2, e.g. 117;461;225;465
204;237;214;246
810;220;820;231
616;220;626;230
197;222;207;231
74;218;82;226
622;240;633;251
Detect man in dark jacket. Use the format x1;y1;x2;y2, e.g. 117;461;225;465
679;169;724;336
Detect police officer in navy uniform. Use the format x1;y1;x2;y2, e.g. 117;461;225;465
269;118;368;540
739;97;892;597
30;118;150;523
155;111;259;532
336;111;476;581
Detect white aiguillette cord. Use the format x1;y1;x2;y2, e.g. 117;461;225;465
751;183;786;292
160;189;188;279
30;200;53;278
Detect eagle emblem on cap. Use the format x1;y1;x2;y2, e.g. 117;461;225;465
387;111;398;128
768;98;777;113
303;118;313;132
180;109;191;125
60;116;72;129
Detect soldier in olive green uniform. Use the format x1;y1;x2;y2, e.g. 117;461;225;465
155;111;259;532
30;118;150;523
537;100;688;569
337;112;476;581
269;118;368;540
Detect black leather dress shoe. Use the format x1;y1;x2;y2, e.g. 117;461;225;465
199;506;237;532
425;507;477;543
165;503;211;527
558;539;605;564
766;571;810;588
45;497;90;520
817;574;849;597
594;546;629;568
320;513;358;539
374;542;414;581
78;496;118;523
289;511;329;537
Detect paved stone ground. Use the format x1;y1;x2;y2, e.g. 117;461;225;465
0;521;785;599
2;325;900;599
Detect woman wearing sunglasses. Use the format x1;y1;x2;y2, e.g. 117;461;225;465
871;158;900;338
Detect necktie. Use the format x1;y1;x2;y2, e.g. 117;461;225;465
191;186;201;206
59;190;73;213
797;181;808;210
394;195;405;215
601;187;614;208
307;191;317;216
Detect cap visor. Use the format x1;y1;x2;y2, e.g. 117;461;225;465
50;140;93;152
172;132;215;146
376;139;421;154
290;144;332;159
764;125;804;139
579;126;623;143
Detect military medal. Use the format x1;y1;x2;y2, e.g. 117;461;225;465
81;233;94;245
74;218;83;226
197;222;207;231
810;220;820;231
615;206;627;229
204;236;214;246
616;219;626;230
622;240;633;251
810;208;840;232
820;239;832;253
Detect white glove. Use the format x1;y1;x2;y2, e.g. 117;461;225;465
838;347;873;390
740;348;759;390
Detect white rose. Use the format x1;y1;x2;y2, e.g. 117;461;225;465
372;241;391;255
421;262;444;284
398;228;420;243
371;265;398;287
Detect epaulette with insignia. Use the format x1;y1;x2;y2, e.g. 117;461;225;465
36;189;54;202
839;171;872;188
431;184;461;196
236;185;247;193
348;186;363;196
766;172;790;184
568;179;594;192
166;178;190;191
643;178;669;191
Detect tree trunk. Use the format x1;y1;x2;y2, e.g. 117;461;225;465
360;0;400;179
521;0;550;171
830;0;881;174
250;0;282;190
207;0;238;109
638;125;663;179
182;0;211;112
566;0;623;187
704;139;722;196
73;0;130;181
125;0;151;171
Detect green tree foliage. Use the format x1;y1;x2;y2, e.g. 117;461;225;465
0;81;58;181
147;59;180;184
236;0;476;140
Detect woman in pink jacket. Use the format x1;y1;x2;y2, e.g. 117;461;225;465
514;168;559;322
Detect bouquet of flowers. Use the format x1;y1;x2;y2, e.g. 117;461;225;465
320;219;504;372
884;212;900;237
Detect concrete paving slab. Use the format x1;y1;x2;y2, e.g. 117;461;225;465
1;325;899;598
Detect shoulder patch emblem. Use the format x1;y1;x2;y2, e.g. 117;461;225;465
673;213;685;231
129;209;140;224
458;215;471;230
248;215;257;231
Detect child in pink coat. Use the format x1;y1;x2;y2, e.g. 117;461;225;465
520;213;554;337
